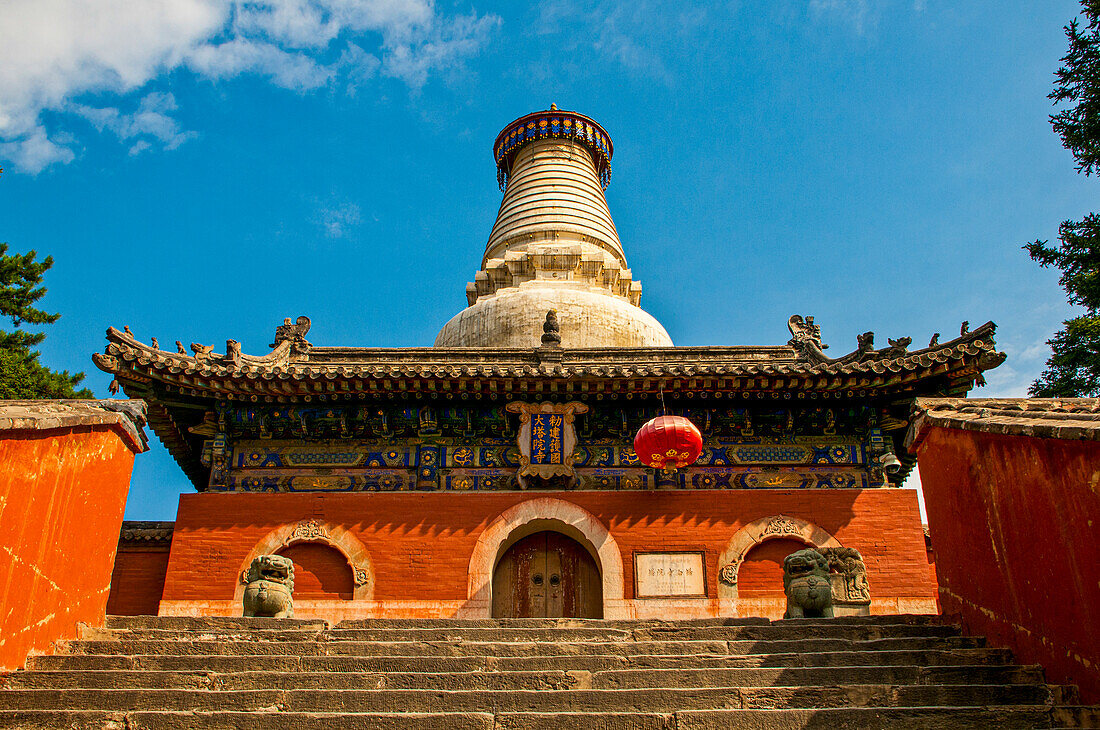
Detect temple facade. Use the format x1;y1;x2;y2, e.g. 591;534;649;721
97;107;1004;621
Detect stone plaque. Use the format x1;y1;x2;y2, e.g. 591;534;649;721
634;552;706;598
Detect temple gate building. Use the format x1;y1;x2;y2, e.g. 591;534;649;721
97;107;1005;621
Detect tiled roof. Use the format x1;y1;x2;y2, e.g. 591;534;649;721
93;317;1004;489
907;397;1100;448
119;521;174;546
93;319;1005;401
0;399;148;453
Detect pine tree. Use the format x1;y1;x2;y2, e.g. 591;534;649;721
1027;0;1100;397
0;243;92;399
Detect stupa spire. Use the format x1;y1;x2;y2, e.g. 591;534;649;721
434;106;672;349
480;107;625;278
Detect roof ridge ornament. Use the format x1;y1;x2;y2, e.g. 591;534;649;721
272;316;312;351
787;314;999;366
541;309;561;347
537;309;564;364
787;315;828;361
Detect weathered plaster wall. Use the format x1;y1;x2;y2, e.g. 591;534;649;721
914;426;1100;702
0;427;137;671
156;488;935;621
106;547;171;616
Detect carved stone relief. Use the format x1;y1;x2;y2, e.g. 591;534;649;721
285;519;329;544
819;546;872;610
718;562;740;586
760;516;800;537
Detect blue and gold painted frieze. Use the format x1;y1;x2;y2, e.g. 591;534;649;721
209;402;885;493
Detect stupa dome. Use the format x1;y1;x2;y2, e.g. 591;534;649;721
434;106;673;349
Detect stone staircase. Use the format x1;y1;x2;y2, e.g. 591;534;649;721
1;615;1097;728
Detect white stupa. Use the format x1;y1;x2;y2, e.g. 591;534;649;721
434;106;673;349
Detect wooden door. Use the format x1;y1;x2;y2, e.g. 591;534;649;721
492;531;602;618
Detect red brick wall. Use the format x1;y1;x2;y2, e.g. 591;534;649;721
106;547;171;616
737;538;806;593
277;543;354;599
915;426;1100;702
160;488;935;610
0;427;136;671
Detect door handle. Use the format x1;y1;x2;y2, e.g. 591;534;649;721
549;574;561;587
532;573;544;586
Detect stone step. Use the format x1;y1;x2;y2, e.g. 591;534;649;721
28;647;1018;673
0;664;1047;691
103;614;950;631
0;706;1067;730
59;635;986;658
0;684;1059;713
104;616;330;631
507;708;1062;729
10;615;1088;729
1053;705;1100;728
0;710;496;729
84;623;963;644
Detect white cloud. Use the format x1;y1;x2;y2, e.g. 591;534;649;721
73;92;198;151
128;140;153;157
0;0;500;173
340;44;384;94
186;38;334;89
315;200;363;238
0;129;76;174
809;0;874;35
808;0;929;34
533;1;674;81
382;12;502;88
983;332;1054;397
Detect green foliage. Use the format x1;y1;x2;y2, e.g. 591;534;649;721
0;243;91;399
1027;1;1100;397
0;348;93;400
1027;315;1100;397
1050;2;1100;176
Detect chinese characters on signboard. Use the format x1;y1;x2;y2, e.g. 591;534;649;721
506;401;587;487
530;413;565;465
634;552;706;598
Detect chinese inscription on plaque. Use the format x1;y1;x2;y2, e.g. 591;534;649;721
634;552;706;598
530;413;565;465
506;401;588;487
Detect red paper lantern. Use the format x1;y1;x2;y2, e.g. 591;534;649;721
634;415;703;471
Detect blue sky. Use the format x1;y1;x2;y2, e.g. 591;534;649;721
0;0;1091;519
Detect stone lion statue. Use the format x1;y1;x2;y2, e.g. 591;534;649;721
242;554;295;618
783;548;834;619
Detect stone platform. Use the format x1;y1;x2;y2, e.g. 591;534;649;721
1;615;1098;728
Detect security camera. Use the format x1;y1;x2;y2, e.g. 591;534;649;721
879;452;902;473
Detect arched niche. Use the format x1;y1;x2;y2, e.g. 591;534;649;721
467;498;625;617
278;542;354;599
234;519;374;602
716;514;841;603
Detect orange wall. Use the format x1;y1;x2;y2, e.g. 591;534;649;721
106;547;171;616
737;537;807;593
915;426;1100;702
162;489;935;610
0;426;136;672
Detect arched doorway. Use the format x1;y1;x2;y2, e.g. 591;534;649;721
276;543;354;600
736;537;806;598
492;531;602;618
